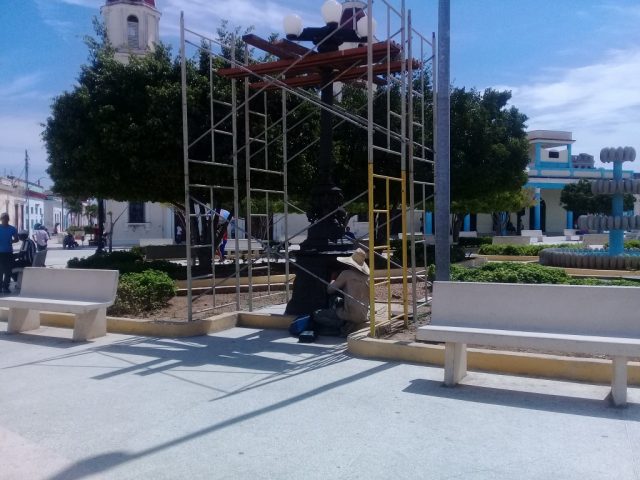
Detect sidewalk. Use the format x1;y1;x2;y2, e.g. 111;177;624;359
1;323;639;479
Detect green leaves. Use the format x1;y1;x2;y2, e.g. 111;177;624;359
560;179;635;217
450;262;640;286
109;269;176;315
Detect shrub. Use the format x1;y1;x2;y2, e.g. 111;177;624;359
450;262;571;284
67;250;183;279
441;262;640;287
602;240;640;250
108;270;176;316
477;243;579;256
456;237;492;248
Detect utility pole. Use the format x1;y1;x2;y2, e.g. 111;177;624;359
25;150;30;232
435;0;451;281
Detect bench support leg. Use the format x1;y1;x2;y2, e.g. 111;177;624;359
611;356;628;407
444;342;467;386
73;308;107;342
7;308;40;333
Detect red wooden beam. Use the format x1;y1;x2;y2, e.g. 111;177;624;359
242;34;310;60
248;60;418;90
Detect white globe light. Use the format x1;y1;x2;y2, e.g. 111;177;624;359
321;0;342;25
283;14;303;37
356;15;377;38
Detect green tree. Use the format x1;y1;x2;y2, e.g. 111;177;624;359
44;24;529;246
560;179;634;218
84;203;98;226
449;88;530;239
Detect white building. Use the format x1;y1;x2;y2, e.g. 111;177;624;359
424;130;635;236
99;0;176;246
105;200;175;246
101;0;161;64
0;176;25;231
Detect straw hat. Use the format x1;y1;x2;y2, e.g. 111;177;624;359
337;248;370;275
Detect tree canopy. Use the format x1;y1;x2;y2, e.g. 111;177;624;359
560;179;634;217
44;23;530;228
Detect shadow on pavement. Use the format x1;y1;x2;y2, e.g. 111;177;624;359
404;378;640;420
44;361;395;480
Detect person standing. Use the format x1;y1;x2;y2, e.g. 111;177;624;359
0;213;19;293
33;224;49;252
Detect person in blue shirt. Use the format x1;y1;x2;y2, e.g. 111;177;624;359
0;212;19;293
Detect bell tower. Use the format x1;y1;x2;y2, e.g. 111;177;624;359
101;0;161;63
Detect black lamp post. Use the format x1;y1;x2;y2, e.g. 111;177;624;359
283;0;377;315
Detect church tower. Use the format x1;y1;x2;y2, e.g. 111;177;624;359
101;0;161;63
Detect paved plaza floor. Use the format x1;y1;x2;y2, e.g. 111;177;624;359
2;324;640;479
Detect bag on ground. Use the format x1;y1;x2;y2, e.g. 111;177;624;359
289;315;311;336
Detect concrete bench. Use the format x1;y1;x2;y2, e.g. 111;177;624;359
225;239;264;254
416;281;640;406
563;229;580;241
492;236;532;245
0;267;119;341
582;233;609;247
458;231;478;238
142;244;211;265
520;229;543;242
139;238;174;247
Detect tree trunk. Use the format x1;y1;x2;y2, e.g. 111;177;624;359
451;213;464;243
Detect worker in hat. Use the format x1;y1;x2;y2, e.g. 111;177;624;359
313;248;370;336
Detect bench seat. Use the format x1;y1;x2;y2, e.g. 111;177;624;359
0;267;119;341
418;281;640;406
417;326;640;358
1;297;112;314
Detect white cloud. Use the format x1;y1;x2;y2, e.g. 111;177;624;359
58;0;102;7
0;115;49;182
0;74;42;97
500;48;640;168
160;0;317;39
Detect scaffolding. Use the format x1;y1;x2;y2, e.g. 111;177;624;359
180;0;435;332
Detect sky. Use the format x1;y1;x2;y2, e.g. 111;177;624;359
1;0;640;189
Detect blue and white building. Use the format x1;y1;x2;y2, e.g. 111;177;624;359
424;130;636;236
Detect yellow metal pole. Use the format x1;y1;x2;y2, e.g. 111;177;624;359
368;163;376;337
401;170;409;327
386;178;391;322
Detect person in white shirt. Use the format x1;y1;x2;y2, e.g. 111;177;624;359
33;225;50;252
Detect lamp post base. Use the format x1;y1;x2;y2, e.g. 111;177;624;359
284;241;354;316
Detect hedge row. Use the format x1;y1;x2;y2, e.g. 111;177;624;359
67;250;184;279
447;262;640;287
477;243;580;256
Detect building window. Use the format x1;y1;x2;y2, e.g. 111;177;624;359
548;151;560;159
127;15;139;49
129;202;145;223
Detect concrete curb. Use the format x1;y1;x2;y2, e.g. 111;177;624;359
0;308;295;338
4;306;639;387
347;331;640;386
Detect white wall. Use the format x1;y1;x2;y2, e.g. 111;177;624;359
106;200;174;246
272;213;309;242
541;189;565;233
